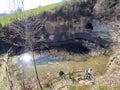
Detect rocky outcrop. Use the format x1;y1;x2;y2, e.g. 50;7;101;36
107;51;120;74
94;0;120;22
91;47;120;90
0;0;119;54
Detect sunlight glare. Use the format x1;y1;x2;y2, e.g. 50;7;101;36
21;53;32;63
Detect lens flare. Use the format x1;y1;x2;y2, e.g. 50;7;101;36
20;53;32;63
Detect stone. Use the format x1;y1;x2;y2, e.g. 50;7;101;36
79;80;94;86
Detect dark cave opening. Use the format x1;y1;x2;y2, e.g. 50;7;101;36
85;23;93;30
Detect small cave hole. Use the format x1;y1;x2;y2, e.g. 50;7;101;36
85;23;93;30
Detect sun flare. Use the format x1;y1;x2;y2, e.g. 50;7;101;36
20;53;32;62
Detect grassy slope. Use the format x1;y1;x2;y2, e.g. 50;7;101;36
0;2;62;26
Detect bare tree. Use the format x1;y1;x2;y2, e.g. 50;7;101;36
8;0;23;13
29;31;43;90
20;0;43;89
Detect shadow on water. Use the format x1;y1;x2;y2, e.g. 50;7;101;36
35;40;90;54
55;42;90;54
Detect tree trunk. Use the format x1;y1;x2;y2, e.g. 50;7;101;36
32;51;43;90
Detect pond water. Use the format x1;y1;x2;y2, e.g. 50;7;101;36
15;52;67;65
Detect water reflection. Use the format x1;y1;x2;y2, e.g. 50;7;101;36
15;52;64;65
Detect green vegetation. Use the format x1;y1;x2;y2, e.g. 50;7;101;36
68;71;74;79
98;85;108;90
0;2;62;26
112;86;120;90
59;70;65;77
0;53;7;58
70;84;89;90
108;0;115;5
24;55;109;78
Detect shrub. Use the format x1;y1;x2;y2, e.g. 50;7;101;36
68;71;74;79
59;70;65;77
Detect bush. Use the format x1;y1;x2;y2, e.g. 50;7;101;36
44;83;51;88
59;70;65;77
68;71;74;79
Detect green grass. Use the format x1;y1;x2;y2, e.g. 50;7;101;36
70;84;89;90
0;2;62;26
0;53;7;58
98;85;108;90
24;55;109;78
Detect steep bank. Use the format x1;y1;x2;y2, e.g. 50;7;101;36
0;0;119;55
